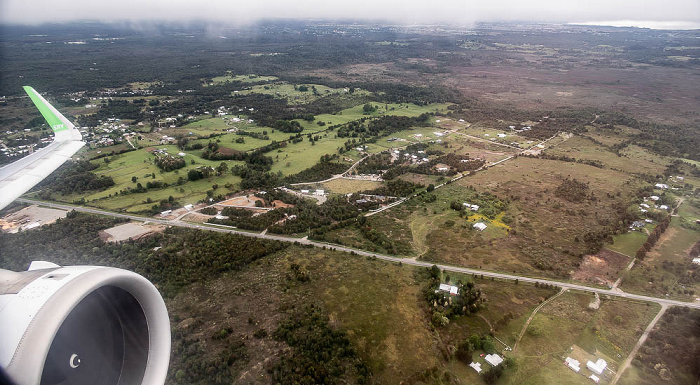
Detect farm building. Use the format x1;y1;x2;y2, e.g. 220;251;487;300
473;222;487;231
485;354;503;367
589;374;600;383
586;358;607;375
437;284;459;295
565;357;581;373
469;362;482;373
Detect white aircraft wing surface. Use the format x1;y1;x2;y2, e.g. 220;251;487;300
0;87;85;210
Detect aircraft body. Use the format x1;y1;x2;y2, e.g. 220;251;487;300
0;88;170;385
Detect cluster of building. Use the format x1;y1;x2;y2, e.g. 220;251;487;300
564;356;607;383
469;354;504;374
299;189;326;196
391;149;429;165
87;118;135;147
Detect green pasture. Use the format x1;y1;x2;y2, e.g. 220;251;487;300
209;73;278;86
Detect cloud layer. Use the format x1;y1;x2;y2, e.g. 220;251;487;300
2;0;699;27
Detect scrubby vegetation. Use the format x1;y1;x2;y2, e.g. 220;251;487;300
0;212;288;295
271;305;371;384
36;160;115;197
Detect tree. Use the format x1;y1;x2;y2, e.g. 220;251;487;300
469;334;482;350
427;184;435;192
455;341;474;364
481;337;496;354
362;103;377;114
131;176;137;183
187;169;202;181
483;365;504;384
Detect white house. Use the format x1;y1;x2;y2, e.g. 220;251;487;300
184;204;193;211
471;204;480;211
589;374;600;383
314;189;325;196
655;183;668;189
301;189;310;194
473;222;487;231
469;362;482;373
565;357;580;373
650;195;660;201
640;203;650;209
497;133;507;138
659;205;669;210
586;358;607;375
438;284;459;296
485;354;504;367
692;257;700;265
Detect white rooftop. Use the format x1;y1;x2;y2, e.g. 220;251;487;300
485;354;504;367
469;362;482;373
586;358;607;375
473;222;487;231
565;357;580;372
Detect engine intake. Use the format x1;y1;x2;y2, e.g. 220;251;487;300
0;263;170;385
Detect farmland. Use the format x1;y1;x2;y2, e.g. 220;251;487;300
1;21;699;385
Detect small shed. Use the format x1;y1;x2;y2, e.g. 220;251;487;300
473;222;487;231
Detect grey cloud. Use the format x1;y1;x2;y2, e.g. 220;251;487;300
1;0;699;27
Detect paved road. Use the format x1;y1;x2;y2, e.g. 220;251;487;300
17;198;700;310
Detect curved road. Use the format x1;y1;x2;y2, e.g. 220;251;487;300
17;198;700;311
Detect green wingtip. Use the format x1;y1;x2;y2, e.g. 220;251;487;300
24;86;69;133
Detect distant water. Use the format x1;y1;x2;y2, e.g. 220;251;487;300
571;20;700;30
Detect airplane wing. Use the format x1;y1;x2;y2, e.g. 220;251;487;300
0;87;85;210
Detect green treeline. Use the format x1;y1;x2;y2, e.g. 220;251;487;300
0;212;288;296
36;160;115;196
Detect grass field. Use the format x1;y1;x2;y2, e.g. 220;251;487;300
546;136;668;175
321;178;383;194
236;82;370;104
498;291;660;385
208;73;278;85
607;229;651;257
620;212;700;300
51;100;456;212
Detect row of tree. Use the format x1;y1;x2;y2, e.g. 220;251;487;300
635;215;672;260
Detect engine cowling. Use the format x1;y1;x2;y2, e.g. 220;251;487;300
0;262;170;385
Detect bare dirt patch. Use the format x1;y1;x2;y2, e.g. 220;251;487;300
100;222;164;242
0;205;68;233
218;194;265;208
572;249;630;287
271;199;293;208
180;211;213;223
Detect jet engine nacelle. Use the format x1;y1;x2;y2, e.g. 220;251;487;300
0;262;170;385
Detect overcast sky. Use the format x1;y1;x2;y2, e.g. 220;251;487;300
2;0;699;29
